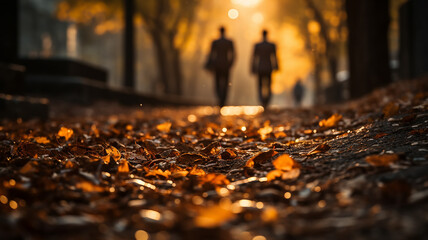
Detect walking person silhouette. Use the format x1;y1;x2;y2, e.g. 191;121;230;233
251;30;278;108
205;26;235;107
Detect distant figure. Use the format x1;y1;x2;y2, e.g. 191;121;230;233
205;26;235;107
293;78;305;107
251;30;278;108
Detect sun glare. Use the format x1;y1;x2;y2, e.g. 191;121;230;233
228;9;239;19
231;0;262;7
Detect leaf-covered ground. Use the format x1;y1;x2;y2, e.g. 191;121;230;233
0;79;427;240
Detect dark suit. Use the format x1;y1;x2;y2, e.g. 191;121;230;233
206;37;235;107
251;41;278;107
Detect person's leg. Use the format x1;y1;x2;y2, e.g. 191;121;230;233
215;71;222;105
219;71;229;107
258;74;264;106
266;74;272;107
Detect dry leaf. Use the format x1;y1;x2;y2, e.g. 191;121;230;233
374;133;388;139
365;154;399;167
145;169;171;178
266;169;283;181
106;146;121;162
34;137;50;144
76;180;104;192
189;165;206;176
308;144;331;155
220;149;237;159
20;161;38;174
273;154;297;171
383;102;400;118
200;173;230;185
58;127;74;141
245;150;278;167
156;122;172;133
319;113;343;128
118;159;129;173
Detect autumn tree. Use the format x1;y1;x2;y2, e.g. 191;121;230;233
136;0;198;95
275;0;347;104
56;0;199;95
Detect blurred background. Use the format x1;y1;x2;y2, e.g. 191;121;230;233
7;0;426;107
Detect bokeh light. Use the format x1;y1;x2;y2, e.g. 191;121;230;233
228;9;239;19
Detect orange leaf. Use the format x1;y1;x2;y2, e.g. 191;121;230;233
58;127;73;141
34;137;50;144
266;169;283;181
76;181;104;192
106;146;121;162
156;122;172;133
200;173;230;185
189;165;206;176
245;150;277;168
365;154;399;167
319;113;343;128
273;154;297;171
220;149;237;159
118;159;129;173
145;169;171;178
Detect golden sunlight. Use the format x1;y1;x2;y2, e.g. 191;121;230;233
231;0;262;8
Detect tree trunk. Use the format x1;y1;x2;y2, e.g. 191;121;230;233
346;0;391;99
123;0;135;88
150;29;182;95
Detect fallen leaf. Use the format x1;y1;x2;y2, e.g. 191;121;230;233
20;161;38;174
365;154;399;166
200;173;230;186
76;180;104;192
106;146;121;162
34;137;50;144
145;169;171;178
273;154;297;171
266;169;283;181
245;150;278;167
383;102;400;118
156;122;172;133
220;149;237;159
319;113;343;128
58;127;74;141
189;165;206;176
374;133;388;139
118;159;129;173
308;144;331;155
